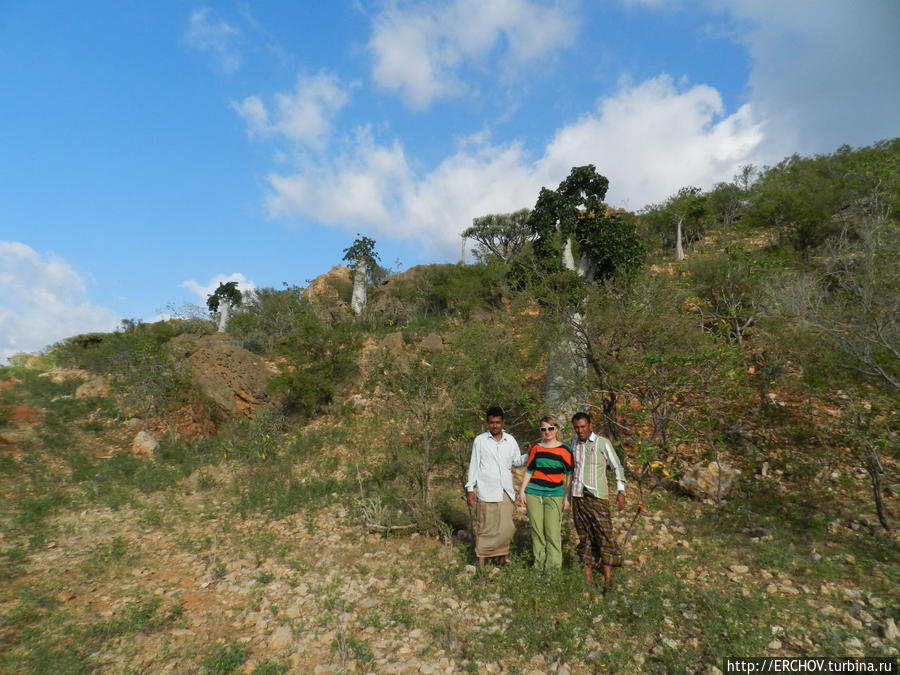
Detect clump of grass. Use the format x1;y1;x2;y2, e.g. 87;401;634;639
84;594;182;641
202;642;247;674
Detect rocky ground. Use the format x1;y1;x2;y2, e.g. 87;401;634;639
5;464;898;674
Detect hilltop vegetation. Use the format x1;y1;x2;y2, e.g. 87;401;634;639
1;140;898;673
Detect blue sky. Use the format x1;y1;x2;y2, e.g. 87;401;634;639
2;0;898;362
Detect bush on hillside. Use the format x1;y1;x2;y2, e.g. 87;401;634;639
266;310;361;420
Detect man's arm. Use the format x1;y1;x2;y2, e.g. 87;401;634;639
510;440;528;468
465;439;479;506
518;472;532;507
601;438;627;509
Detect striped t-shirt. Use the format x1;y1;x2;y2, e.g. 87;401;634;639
524;444;574;497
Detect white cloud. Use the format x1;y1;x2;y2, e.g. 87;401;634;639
185;7;242;74
0;242;119;364
369;0;577;109
735;0;900;158
232;72;350;149
265;75;762;256
181;273;256;304
537;75;762;207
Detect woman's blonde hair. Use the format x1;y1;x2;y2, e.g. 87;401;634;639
539;414;562;442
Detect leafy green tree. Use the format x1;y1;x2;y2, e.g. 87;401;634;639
641;186;707;260
528;165;643;283
706;181;745;228
266;308;360;420
342;234;381;315
207;282;243;332
580;273;713;449
525;164;644;420
368;318;535;522
462;209;533;263
227;284;306;354
688;244;769;348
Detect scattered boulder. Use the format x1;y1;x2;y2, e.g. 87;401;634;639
381;332;405;355
884;617;899;641
131;430;158;457
679;461;741;503
267;624;294;651
419;333;443;353
75;376;111;399
347;394;368;410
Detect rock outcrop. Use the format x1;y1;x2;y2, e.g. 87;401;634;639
166;333;278;418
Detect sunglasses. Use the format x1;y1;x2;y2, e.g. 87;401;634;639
540;426;556;432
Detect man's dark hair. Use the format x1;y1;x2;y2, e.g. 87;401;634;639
571;411;591;424
485;406;504;420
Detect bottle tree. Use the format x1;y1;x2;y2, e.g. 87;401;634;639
207;281;243;332
526;165;644;423
342;234;381;315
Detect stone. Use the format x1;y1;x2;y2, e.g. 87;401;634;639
419;333;443;353
381;332;405;354
883;617;899;641
843;614;863;630
767;639;782;650
131;431;158;457
729;565;749;575
75;376;111;399
165;332;276;418
679;461;741;503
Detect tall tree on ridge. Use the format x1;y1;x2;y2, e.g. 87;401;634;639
342;234;381;315
207;281;243;332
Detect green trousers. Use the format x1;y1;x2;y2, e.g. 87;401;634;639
525;494;563;570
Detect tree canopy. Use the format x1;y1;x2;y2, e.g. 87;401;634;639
528;164;644;283
206;281;242;314
462;209;533;263
342;234;382;282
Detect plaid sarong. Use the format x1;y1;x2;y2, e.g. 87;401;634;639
572;490;622;568
474;494;516;558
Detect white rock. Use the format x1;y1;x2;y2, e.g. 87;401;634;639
131;430;158;457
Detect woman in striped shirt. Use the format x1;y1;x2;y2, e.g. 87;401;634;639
518;415;574;571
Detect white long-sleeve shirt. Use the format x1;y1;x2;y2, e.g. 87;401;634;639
465;431;527;502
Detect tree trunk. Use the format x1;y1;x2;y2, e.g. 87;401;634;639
217;302;230;332
675;217;685;261
350;259;367;315
545;315;585;424
545;237;588;423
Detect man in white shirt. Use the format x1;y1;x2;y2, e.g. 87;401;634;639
570;411;626;590
465;406;528;568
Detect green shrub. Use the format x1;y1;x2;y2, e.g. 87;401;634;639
266;313;360;419
202;642;247;674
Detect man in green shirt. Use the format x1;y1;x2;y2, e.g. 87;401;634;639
570;412;626;590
